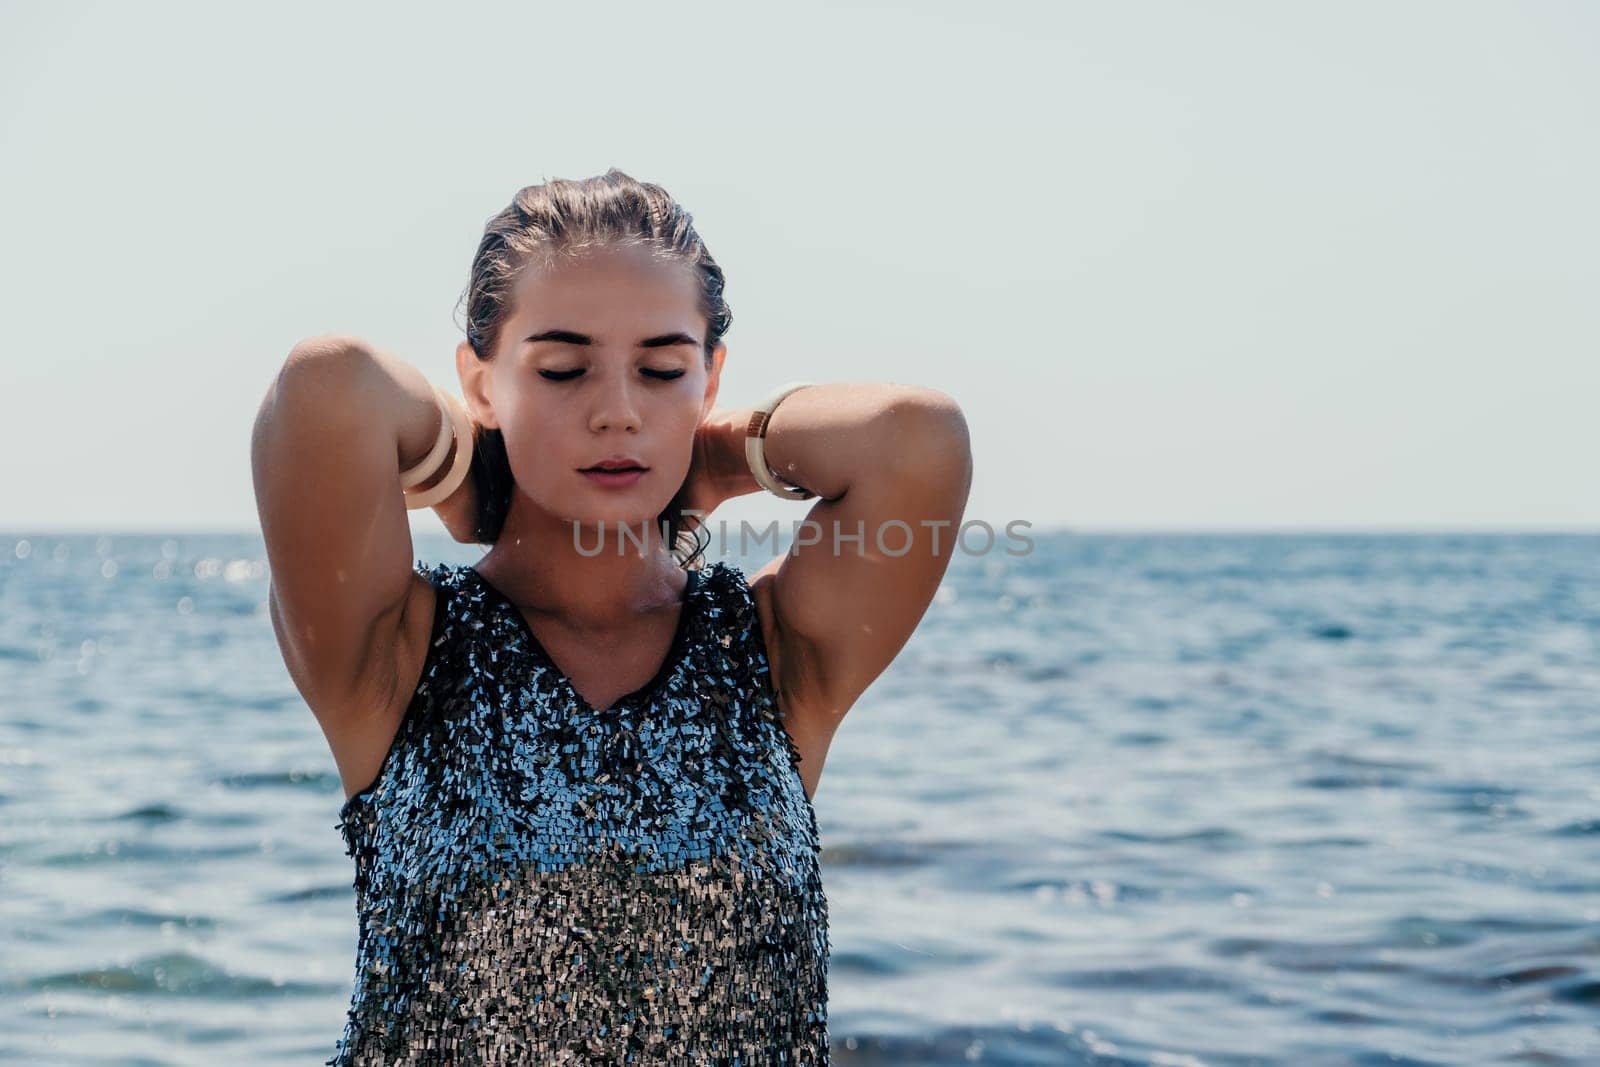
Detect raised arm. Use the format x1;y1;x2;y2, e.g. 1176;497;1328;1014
699;383;973;784
250;335;470;788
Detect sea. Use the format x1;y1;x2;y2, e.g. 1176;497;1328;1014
2;531;1598;1065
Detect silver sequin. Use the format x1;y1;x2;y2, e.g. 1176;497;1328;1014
328;560;829;1065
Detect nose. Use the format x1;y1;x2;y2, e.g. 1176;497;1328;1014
587;375;642;434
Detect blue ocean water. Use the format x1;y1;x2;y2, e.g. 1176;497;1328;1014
2;531;1598;1065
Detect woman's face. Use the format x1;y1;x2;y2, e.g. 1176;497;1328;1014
465;242;723;531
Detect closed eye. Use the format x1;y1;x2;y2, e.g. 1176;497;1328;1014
538;368;686;382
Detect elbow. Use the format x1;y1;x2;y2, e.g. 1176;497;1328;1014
265;334;376;416
253;334;376;458
887;387;968;438
283;333;373;378
881;388;972;488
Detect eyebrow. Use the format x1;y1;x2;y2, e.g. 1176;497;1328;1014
523;329;701;348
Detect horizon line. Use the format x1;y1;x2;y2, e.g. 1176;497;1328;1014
3;524;1599;538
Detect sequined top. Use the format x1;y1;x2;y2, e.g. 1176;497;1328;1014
328;559;829;1065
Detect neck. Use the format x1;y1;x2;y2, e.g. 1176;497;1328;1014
474;490;688;633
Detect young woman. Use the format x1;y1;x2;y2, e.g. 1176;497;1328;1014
251;170;972;1065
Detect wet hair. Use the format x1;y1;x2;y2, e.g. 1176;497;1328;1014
455;169;730;568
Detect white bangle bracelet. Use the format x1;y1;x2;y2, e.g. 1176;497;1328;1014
399;384;454;489
745;381;817;500
404;386;476;510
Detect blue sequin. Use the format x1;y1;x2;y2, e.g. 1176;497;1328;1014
328;560;829;1064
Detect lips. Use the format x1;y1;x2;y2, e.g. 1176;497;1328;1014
580;462;648;488
581;456;648;472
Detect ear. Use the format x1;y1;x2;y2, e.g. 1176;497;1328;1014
702;342;726;419
457;340;499;429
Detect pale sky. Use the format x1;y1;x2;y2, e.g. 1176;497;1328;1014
2;0;1595;534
